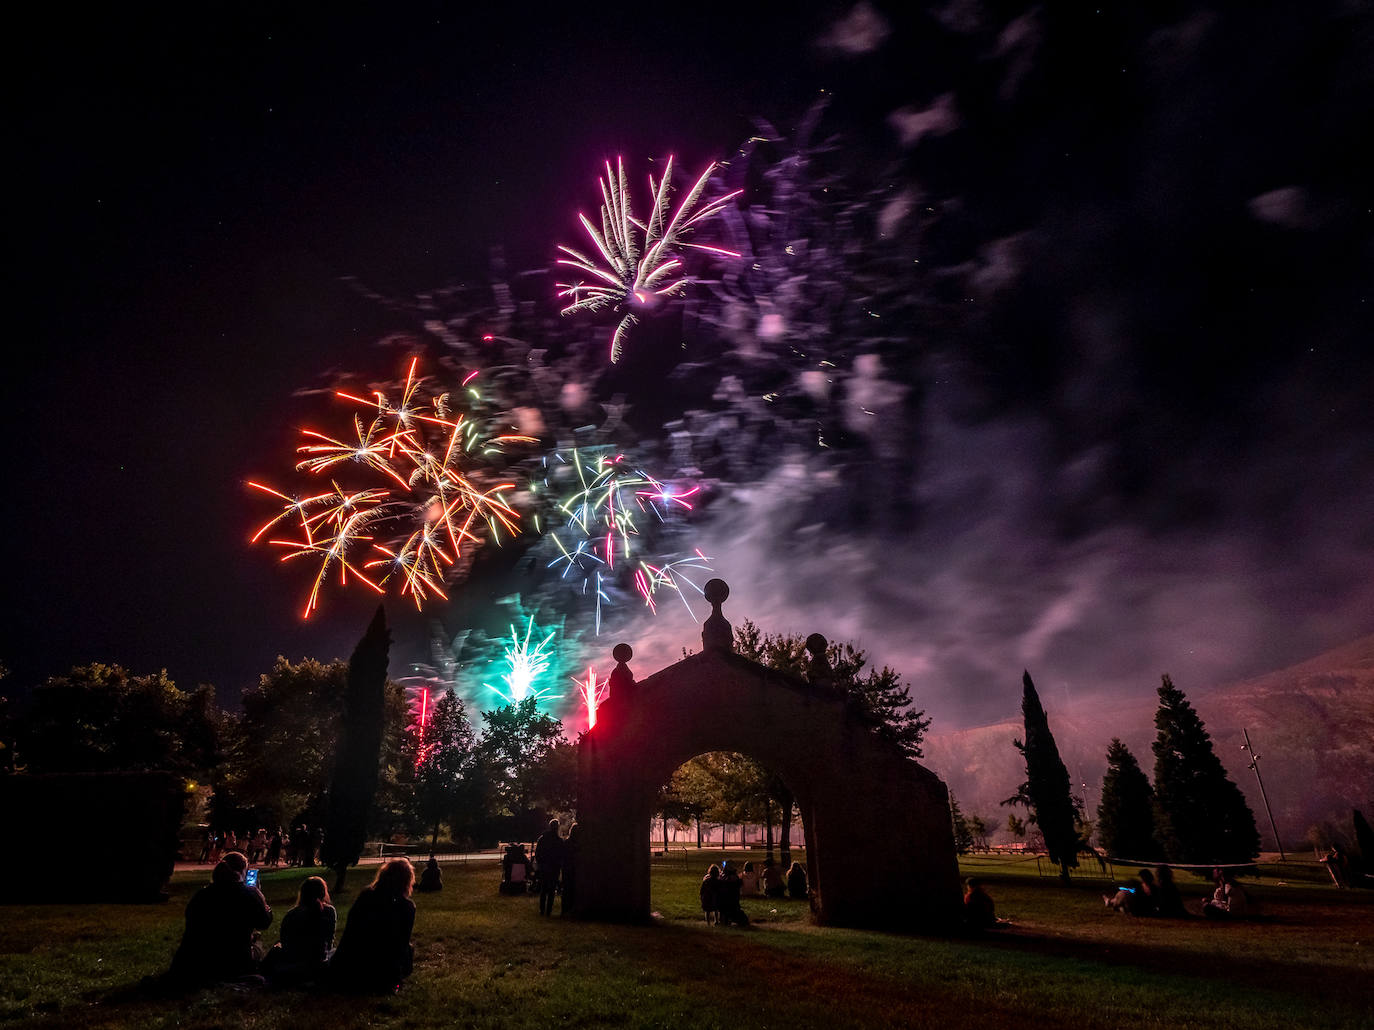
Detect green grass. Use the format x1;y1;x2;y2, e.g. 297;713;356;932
2;853;1370;1029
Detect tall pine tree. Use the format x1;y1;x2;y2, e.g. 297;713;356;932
1097;738;1159;860
322;605;392;892
1004;670;1080;883
1152;675;1259;863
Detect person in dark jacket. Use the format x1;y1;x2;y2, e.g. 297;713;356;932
416;857;443;893
717;861;749;926
534;819;564;916
1152;864;1187;917
786;861;808;900
263;875;336;985
329;859;416;993
560;822;580;915
168;853;273;985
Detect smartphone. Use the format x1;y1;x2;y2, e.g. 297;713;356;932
245;868;259;888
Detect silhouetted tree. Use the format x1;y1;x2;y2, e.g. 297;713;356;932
735;620;931;758
409;689;477;853
322;605;392;892
16;663;220;778
477;697;566;837
967;813;990;852
1152;675;1259;863
949;793;974;855
1097;738;1159;860
1004;671;1080;883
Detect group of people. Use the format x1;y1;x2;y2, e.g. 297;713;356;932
1104;865;1247;919
198;826;322;869
700;858;808;925
165;853;418;994
499;819;581;915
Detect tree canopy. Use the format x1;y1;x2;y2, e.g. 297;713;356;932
16;663;220;778
1152;675;1259;863
734;619;931;759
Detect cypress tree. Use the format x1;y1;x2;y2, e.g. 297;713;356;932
1097;738;1159;860
1006;670;1080;883
322;605;392;892
1152;674;1260;864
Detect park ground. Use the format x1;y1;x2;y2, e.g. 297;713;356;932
1;852;1370;1029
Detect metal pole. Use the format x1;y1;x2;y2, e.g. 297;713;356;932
1241;728;1285;861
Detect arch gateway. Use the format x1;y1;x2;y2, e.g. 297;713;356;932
573;580;962;930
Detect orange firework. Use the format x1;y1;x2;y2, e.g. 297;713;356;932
249;359;536;617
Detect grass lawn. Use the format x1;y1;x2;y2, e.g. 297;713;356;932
2;852;1370;1029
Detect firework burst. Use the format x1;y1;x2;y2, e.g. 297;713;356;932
250;358;536;617
538;449;711;632
485;616;562;707
556;156;741;362
573;666;610;730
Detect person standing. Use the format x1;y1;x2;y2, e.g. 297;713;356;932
534;819;564;916
560;823;580;915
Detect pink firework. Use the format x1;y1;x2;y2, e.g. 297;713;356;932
556;156;741;362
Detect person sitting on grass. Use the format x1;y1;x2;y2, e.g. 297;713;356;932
1152;864;1187;918
263;875;336;986
416;857;442;893
700;864;722;925
1202;868;1250;919
718;861;750;926
760;859;786;898
786;861;808;901
328;858;416;993
963;877;996;931
740;860;760;896
167;852;273;986
1104;868;1156;915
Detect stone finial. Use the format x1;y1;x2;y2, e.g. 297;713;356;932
607;643;635;699
805;633;832;687
701;578;733;653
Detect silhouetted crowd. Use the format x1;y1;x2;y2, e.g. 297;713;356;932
700;858;809;926
197;825;323;869
162;854;416;995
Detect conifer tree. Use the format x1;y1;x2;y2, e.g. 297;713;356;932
322;605;392;892
1097;738;1159;860
949;793;974;855
1152;674;1259;863
1004;670;1080;883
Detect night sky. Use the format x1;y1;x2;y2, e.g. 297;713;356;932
7;3;1372;732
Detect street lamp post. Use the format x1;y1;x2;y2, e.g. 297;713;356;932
1241;728;1285;861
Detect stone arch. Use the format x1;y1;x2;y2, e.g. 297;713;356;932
573;581;962;931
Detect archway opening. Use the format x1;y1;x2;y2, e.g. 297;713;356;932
647;751;814;925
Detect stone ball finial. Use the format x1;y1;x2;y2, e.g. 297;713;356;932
703;578;730;606
701;578;733;653
806;632;833;686
607;642;636;704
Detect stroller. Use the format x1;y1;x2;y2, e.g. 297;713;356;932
499;843;534;895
